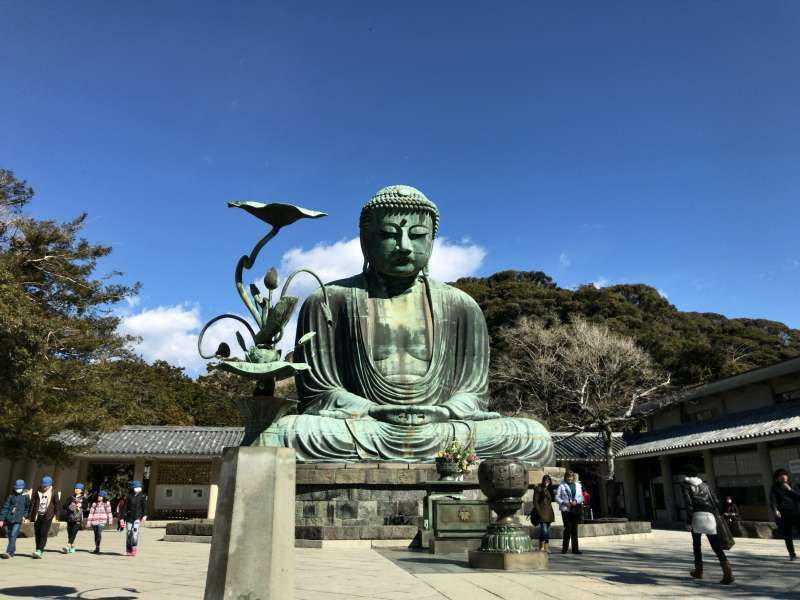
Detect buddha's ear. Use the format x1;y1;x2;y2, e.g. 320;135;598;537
359;228;371;273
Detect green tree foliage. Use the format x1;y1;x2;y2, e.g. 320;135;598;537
0;169;139;463
455;271;800;388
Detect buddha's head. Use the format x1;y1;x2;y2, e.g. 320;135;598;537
359;185;439;279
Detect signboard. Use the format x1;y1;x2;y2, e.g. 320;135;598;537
788;459;800;474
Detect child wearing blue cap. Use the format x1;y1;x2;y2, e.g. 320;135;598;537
28;476;60;558
120;480;147;557
87;491;113;553
0;479;30;558
62;483;86;554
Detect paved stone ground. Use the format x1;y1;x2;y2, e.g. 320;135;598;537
0;528;797;599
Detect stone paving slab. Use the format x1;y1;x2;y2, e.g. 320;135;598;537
0;528;798;599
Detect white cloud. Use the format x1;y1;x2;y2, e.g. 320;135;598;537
121;236;487;373
592;277;609;289
429;237;487;282
657;289;669;299
119;303;252;375
279;236;486;297
559;253;571;269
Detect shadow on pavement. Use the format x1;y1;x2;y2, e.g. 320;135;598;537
0;586;78;598
0;585;140;600
396;556;469;568
379;542;800;598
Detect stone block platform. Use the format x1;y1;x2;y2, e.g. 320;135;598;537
468;549;549;571
294;462;563;542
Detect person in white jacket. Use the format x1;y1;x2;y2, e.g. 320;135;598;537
555;470;584;554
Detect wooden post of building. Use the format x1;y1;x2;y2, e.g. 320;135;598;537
207;458;221;520
757;442;774;520
24;460;37;492
0;459;15;494
133;458;145;484
147;460;160;517
76;458;89;484
53;464;64;497
659;456;678;522
702;450;717;494
617;460;639;519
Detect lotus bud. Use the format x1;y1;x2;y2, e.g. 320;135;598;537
264;267;280;290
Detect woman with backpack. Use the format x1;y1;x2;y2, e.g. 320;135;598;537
682;464;734;584
87;491;113;554
531;474;555;552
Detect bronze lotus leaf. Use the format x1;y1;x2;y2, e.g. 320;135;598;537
227;201;327;228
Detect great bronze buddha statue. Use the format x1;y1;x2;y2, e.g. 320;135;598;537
262;185;554;465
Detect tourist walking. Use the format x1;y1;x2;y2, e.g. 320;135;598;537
62;483;85;554
555;470;584;554
722;496;740;526
0;479;30;559
722;495;742;536
532;474;555;552
115;496;126;531
770;468;800;560
121;480;147;557
28;476;60;559
682;465;734;584
87;491;113;554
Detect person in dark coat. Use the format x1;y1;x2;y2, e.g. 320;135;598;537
770;468;800;560
62;483;86;554
0;479;31;558
682;465;733;584
532;474;556;553
120;480;148;557
28;476;60;558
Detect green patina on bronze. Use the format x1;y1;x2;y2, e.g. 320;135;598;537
258;185;555;465
197;201;329;402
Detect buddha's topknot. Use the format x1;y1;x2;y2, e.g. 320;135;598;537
359;185;440;237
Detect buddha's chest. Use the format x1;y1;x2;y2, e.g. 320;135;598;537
367;290;432;380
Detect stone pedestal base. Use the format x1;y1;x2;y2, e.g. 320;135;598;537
431;537;482;554
468;550;548;571
203;447;295;600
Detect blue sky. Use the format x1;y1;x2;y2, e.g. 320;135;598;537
2;2;799;372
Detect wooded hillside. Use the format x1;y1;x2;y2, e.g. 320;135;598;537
454;270;800;388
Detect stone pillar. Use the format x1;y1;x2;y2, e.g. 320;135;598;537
207;458;221;520
617;460;639;519
702;450;717;494
204;447;295;600
659;456;678;522
757;442;774;519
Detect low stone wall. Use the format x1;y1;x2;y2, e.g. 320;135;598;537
295;462;563;537
529;520;652;539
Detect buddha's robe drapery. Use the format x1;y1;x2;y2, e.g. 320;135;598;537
262;273;554;464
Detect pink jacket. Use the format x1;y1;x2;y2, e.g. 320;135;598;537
87;501;113;526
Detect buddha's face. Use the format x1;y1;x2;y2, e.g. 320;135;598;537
363;210;434;279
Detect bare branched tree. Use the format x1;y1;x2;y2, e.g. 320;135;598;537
492;317;671;481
